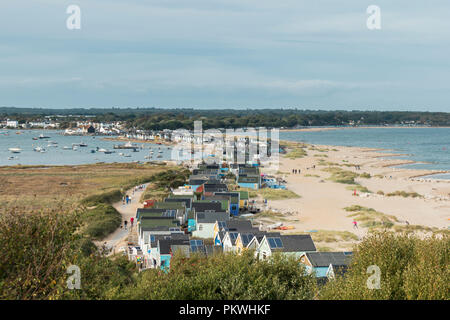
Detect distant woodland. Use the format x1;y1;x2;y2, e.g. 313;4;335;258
1;107;449;130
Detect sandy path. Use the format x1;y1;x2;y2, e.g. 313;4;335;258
94;184;148;253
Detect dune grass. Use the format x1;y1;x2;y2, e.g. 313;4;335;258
386;191;423;198
285;147;308;159
344;205;399;229
346;185;372;193
322;167;359;184
308;230;359;243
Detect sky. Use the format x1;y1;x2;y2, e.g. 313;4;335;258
0;0;449;111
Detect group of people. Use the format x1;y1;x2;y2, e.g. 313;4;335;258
122;217;134;231
122;195;131;205
292;169;301;174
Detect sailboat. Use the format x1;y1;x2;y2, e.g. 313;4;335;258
8;147;21;153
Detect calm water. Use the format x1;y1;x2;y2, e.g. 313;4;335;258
0;130;174;166
280;127;450;179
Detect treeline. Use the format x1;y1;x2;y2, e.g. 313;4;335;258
1;107;450;129
0;207;448;300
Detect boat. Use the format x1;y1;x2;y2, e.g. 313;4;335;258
39;133;50;139
32;137;38;141
8;156;18;160
33;146;46;152
79;142;88;147
63;146;71;150
113;141;138;150
90;150;96;153
8;148;21;153
156;154;163;158
72;146;78;151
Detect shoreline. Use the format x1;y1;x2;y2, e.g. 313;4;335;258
280;125;450;133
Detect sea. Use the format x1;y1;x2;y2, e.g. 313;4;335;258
1;128;449;180
280;127;450;180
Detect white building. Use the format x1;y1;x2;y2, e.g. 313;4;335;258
6;120;18;128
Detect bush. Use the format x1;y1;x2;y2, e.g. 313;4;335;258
82;204;122;239
81;189;123;206
319;232;450;300
113;251;317;300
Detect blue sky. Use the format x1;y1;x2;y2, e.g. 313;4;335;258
0;0;449;111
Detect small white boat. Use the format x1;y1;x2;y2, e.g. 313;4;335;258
63;146;71;150
8;147;21;153
39;134;50;139
33;146;45;152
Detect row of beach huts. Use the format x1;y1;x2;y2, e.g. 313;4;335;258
127;162;352;282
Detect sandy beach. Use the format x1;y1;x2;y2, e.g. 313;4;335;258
259;142;450;251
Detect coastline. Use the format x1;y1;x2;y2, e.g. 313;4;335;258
280;125;450;133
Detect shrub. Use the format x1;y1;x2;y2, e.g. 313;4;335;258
114;251;317;300
319;232;450;300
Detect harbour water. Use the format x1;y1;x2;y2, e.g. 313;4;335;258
0;130;174;166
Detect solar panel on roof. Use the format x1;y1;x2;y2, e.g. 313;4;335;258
229;232;238;240
274;238;283;247
268;237;283;248
241;234;254;244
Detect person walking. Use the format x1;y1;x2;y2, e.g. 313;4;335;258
124;220;128;230
130;217;134;227
353;220;358;229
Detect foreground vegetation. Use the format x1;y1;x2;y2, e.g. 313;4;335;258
1;208;448;300
0;163;180;240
